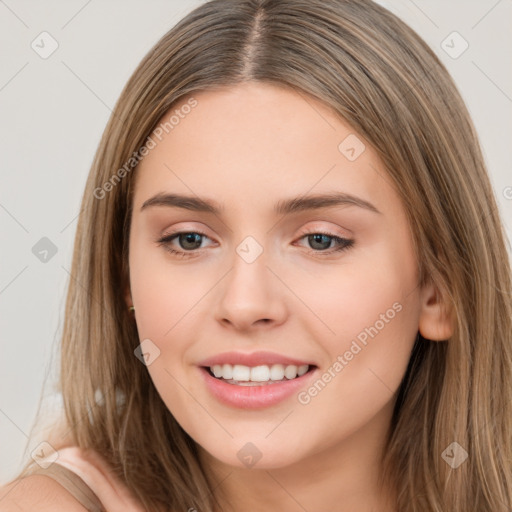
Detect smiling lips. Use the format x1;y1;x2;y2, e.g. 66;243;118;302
197;351;318;408
199;350;315;384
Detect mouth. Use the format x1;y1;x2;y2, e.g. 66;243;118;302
198;362;319;409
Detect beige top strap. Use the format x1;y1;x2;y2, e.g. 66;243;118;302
23;463;104;512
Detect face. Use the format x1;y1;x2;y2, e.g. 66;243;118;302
127;82;424;471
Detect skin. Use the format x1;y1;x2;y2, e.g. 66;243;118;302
126;82;453;512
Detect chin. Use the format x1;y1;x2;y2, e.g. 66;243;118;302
197;436;309;471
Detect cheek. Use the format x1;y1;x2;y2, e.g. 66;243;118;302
335;257;418;388
290;245;416;340
128;245;203;418
293;277;418;448
129;241;210;340
297;242;419;388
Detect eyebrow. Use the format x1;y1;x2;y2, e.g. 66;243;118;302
140;192;381;215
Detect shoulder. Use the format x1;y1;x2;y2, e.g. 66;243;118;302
0;475;90;511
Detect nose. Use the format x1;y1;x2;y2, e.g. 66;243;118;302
214;247;288;332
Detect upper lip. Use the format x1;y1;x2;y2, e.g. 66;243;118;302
198;351;315;368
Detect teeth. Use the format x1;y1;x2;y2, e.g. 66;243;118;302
232;365;250;381
250;365;270;382
297;364;309;376
209;363;310;382
222;363;233;379
284;365;298;379
270;364;285;381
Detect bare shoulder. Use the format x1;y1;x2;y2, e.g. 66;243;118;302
0;475;90;511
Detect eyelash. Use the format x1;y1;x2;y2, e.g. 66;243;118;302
156;229;354;259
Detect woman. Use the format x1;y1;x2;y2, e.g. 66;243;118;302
2;0;511;510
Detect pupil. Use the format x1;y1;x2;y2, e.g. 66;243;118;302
309;234;331;250
180;233;202;250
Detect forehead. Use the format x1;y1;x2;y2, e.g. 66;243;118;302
132;82;397;217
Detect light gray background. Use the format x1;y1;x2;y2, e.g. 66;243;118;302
1;0;511;483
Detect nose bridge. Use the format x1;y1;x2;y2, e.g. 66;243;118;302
214;234;287;329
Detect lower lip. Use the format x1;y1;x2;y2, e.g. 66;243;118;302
199;366;317;409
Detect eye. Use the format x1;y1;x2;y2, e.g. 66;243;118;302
295;231;354;254
156;231;213;258
156;230;355;259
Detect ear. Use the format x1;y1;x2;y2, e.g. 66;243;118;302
122;264;133;309
418;280;455;341
124;285;133;310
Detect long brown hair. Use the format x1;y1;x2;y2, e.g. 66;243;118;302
11;0;512;510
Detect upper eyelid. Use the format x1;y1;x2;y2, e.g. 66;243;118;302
159;219;350;238
158;228;350;247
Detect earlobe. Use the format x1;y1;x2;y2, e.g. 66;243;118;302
123;282;133;310
122;262;133;310
418;281;455;341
